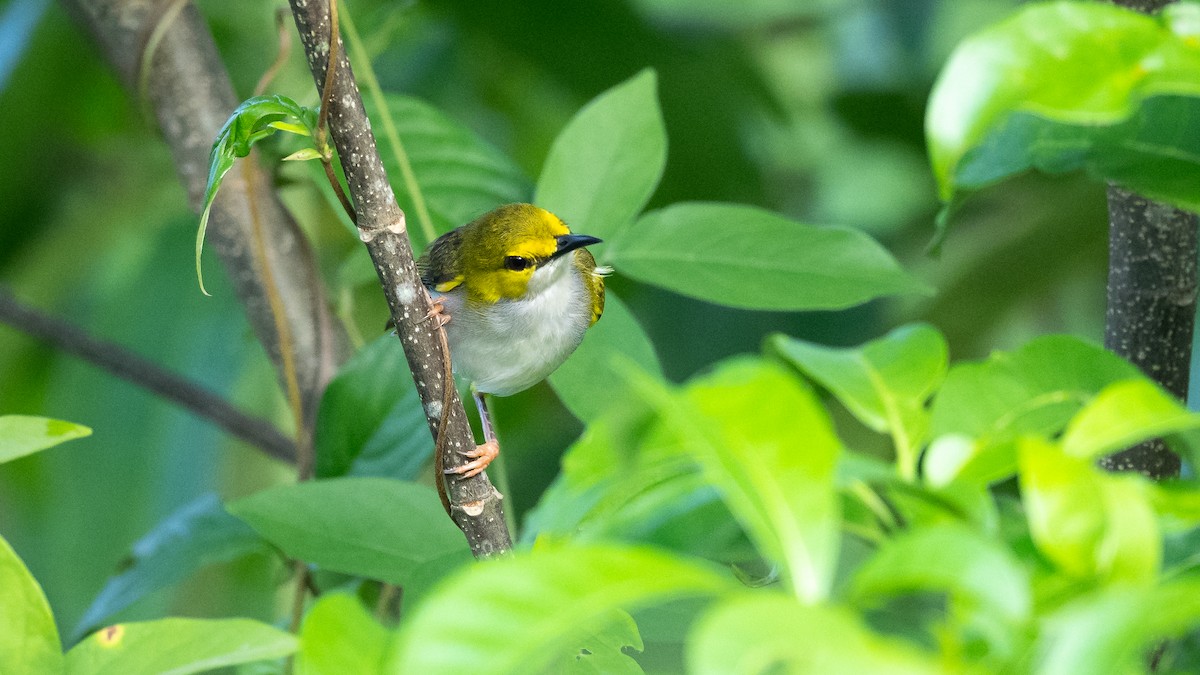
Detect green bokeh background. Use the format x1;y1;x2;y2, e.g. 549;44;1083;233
0;0;1119;637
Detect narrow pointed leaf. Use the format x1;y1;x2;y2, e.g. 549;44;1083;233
0;415;91;464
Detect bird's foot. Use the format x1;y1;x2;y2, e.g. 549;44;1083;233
423;295;451;327
445;440;499;479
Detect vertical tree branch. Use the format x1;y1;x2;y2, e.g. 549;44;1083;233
285;0;512;557
1102;0;1196;480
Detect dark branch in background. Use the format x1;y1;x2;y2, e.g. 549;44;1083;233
1103;0;1195;480
60;0;350;441
286;0;513;557
0;287;296;463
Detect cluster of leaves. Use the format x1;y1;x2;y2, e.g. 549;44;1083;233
928;0;1200;239
10;323;1200;673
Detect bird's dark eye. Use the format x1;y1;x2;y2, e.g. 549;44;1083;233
504;256;531;271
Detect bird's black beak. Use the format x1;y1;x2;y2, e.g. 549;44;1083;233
551;233;602;260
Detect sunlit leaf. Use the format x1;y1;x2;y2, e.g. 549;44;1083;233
228;478;470;586
689;594;942;675
0;414;91;464
1036;575;1200;674
386;544;732;673
1060;378;1200;461
66;618;296;675
548;293;662;422
634;359;841;602
772;324;947;478
612;203;930;311
1019;437;1159;584
314;335;432;479
296;594;390;675
927;336;1141;485
0;534;61;674
535;69;666;250
73;493;268;640
928;2;1200;216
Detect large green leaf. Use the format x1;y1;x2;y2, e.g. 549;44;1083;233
0;534;62;674
928;2;1200;213
1035;575;1200;674
850;524;1030;661
1019;437;1159;584
296;594;390;675
73;493;268;640
925;335;1141;486
548;293;662;422
535;69;666;249
611;203;930;311
386;544;733;673
0;415;91;464
227;478;470;586
771;324;947;479
636;359;841;602
65;618;296;675
689;594;943;675
369;94;532;251
314;335;432;480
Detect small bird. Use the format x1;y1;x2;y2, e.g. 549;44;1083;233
417;203;607;479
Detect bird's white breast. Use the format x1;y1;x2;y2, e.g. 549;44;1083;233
441;258;592;396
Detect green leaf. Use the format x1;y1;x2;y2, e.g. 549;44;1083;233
0;414;91;464
386;543;733;673
535;69;666;249
296;594;390;675
771;324;947;479
522;402;752;563
65;618;296;675
198;95;318;294
0;534;62;674
926;335;1141;486
636;359;842;602
369;94;532;251
551;611;645;675
928;2;1200;212
1019;437;1160;584
314;335;432;479
548;293;662;422
1035;575;1200;674
73;493;268;640
611;203;930;311
227;478;470;586
689;594;943;675
850;524;1030;660
1061;378;1200;461
631;0;846;29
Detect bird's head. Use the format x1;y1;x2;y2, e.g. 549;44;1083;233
459;204;601;303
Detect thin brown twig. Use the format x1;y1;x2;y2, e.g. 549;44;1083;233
314;0;356;222
0;286;295;462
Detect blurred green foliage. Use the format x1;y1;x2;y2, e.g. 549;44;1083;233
8;0;1180;670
